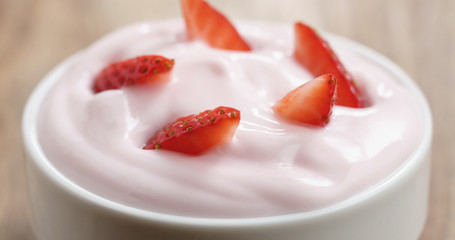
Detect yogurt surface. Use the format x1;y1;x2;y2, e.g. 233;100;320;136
37;19;424;218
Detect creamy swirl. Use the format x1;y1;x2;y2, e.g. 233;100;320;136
38;19;424;218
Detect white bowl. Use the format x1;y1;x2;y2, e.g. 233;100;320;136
22;26;432;240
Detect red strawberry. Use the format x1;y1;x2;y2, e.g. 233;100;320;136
294;22;365;108
93;55;175;93
144;106;241;155
274;74;337;127
181;0;251;51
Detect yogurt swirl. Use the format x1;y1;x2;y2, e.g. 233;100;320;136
37;19;424;218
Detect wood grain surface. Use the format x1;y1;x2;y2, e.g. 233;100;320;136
1;0;453;239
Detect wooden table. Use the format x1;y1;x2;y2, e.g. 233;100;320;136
1;0;453;239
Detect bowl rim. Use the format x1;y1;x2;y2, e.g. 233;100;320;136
22;19;433;227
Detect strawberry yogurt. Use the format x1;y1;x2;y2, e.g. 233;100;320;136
37;19;425;218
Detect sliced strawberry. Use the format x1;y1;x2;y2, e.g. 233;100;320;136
144;106;241;155
181;0;251;51
294;22;365;108
274;74;337;127
93;55;175;93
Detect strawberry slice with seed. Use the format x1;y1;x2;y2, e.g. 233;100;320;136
144;106;241;155
181;0;251;51
294;22;365;108
93;55;175;93
274;74;337;127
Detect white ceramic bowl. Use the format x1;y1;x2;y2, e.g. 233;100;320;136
22;26;432;240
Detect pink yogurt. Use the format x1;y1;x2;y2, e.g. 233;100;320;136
37;19;424;218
